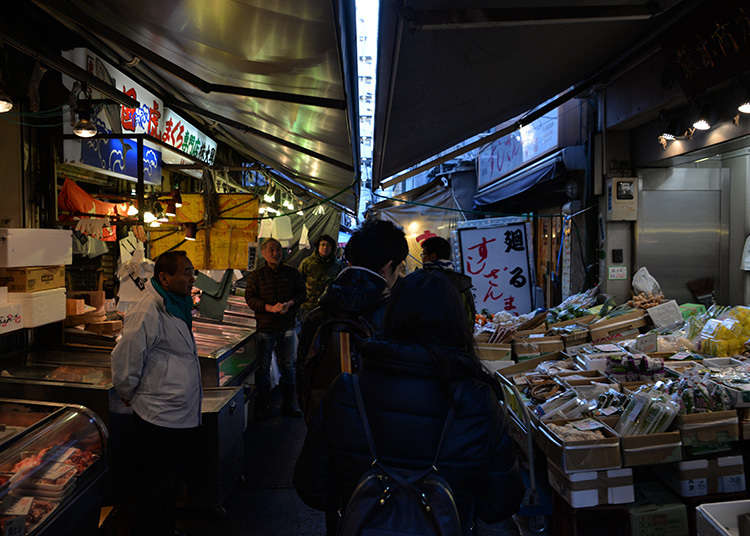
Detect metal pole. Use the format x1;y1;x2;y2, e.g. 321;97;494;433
137;137;144;226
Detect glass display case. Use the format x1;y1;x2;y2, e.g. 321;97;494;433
0;399;107;535
192;320;256;387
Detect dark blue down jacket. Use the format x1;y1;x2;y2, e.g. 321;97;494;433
293;339;523;534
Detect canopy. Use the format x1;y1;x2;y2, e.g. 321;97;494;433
473;146;585;208
373;0;691;186
36;0;360;209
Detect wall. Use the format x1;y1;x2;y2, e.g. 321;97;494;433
0;119;25;227
721;152;750;304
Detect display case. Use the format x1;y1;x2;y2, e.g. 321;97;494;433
192;320;257;387
0;399;107;535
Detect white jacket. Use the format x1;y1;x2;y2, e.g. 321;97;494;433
111;283;202;428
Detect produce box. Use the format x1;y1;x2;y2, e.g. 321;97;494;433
537;418;621;473
658;455;745;498
597;415;682;467
515;325;546;337
696;500;750;536
0;303;22;334
85;320;122;336
547;461;634;508
497;354;564;379
547;314;597;329
0;229;72;267
590;310;648;342
67;290;105;309
628;481;688;536
476;343;512;361
677;411;739;455
66;299;88;316
513;336;564;360
0;266;65;292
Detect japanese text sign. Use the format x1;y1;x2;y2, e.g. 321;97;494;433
162;108;217;165
458;222;534;315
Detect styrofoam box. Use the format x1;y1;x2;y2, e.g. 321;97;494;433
0;229;72;267
8;288;65;327
696;500;750;536
0;303;23;334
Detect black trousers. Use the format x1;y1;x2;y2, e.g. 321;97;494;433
131;413;199;536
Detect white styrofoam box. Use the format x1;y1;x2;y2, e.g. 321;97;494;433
0;303;23;334
696;500;750;536
0;286;6;304
0;228;73;267
8;288;65;327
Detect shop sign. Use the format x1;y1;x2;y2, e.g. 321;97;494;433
458;222;534;315
161;108;217;165
61;48;163;184
476;109;558;188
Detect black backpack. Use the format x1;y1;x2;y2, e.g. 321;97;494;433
337;374;463;536
298;314;373;423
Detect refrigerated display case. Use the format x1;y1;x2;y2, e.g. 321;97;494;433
0;398;107;535
192;320;256;387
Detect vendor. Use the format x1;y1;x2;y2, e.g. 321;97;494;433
298;234;343;317
111;250;201;536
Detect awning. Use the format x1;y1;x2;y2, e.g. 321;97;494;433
473;146;585;208
34;0;360;210
373;0;695;186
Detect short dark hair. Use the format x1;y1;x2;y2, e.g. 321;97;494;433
344;219;408;272
316;234;336;249
154;250;188;278
261;238;281;251
421;236;451;260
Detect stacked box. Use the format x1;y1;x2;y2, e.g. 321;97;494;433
658;455;746;498
547;462;634;508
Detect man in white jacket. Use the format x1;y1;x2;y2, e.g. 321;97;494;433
112;250;201;536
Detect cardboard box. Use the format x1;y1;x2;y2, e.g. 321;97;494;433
67;290;105;309
547;461;633;508
659;455;746;498
0;303;23;334
476;343;512;361
66;299;88;316
513;336;564;360
0;266;65;292
628;481;688;536
696;500;750;536
596;415;682;467
590;311;648;342
547;314;597;330
85;320;122;335
537;418;622;473
0;228;72;267
678;410;739;455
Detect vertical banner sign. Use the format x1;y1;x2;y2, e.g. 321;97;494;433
459;222;534;315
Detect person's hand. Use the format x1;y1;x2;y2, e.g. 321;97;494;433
265;303;284;313
281;300;294;314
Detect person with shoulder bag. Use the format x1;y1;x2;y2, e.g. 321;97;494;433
294;270;523;535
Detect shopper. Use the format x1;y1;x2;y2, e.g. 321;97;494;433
420;235;476;328
297;219;408;421
111;250;201;536
245;238;306;419
298;234;343;317
294;270;522;535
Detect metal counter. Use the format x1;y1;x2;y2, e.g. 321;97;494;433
192;320;257;387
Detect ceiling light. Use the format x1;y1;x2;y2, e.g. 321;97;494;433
149;220;161;228
143;211;157;223
739;102;750;114
263;190;275;203
127;204;139;216
183;222;197;241
0;87;12;113
296;210;304;216
660;132;676;141
693;119;711;131
73;117;97;138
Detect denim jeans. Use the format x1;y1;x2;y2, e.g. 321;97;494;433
256;329;298;395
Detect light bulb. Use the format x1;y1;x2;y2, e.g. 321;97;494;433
127;204;139;216
296;210;304;216
660;133;676;141
693;119;710;131
73;118;97;138
739;102;750;114
143;211;156;223
0;91;12;113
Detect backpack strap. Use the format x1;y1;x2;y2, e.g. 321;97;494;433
431;384;461;470
352;374;378;463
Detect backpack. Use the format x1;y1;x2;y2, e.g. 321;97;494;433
337;374;463;536
298;314;373;423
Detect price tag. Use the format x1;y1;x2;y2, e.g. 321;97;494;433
608;266;627;280
528;333;545;339
40;463;73;481
572;418;605;431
